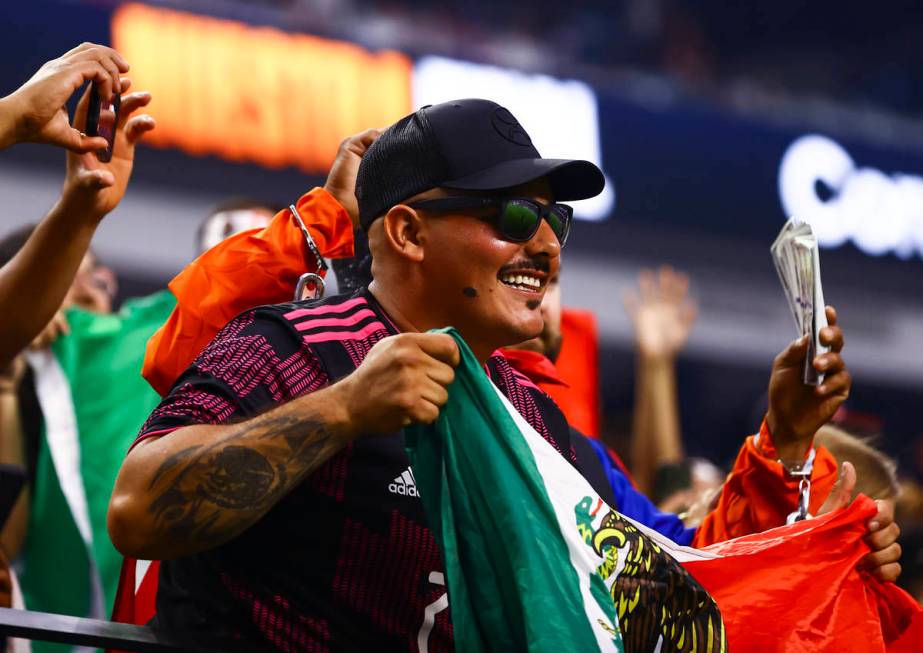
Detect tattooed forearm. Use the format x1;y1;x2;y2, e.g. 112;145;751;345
146;409;342;548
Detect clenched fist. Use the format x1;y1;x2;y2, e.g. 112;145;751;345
337;332;460;436
324;128;381;227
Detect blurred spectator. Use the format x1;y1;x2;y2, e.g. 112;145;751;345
195;197;274;256
654;457;724;523
351;0;923;118
0;225;117;558
815;425;900;503
0;67;152;643
0;195;284;639
622;266;698;498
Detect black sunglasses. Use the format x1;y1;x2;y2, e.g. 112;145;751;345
408;197;573;247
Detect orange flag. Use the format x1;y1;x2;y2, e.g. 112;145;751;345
142;188;354;396
687;496;922;652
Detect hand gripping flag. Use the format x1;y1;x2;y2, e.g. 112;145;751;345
406;329;922;653
406;329;726;653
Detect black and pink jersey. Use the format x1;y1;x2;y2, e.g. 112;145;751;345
135;289;582;652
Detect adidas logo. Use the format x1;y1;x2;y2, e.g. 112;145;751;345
388;467;420;498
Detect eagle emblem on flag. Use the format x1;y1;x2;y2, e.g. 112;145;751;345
576;497;727;653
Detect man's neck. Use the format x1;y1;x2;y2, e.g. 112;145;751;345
368;281;496;363
367;281;419;334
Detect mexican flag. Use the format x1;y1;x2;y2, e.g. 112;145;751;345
18;291;176;653
406;329;922;653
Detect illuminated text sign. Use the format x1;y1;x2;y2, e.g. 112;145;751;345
779;134;923;259
112;3;413;173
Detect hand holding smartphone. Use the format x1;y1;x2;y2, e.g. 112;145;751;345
84;82;120;162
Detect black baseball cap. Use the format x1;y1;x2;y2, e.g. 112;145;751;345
355;98;605;230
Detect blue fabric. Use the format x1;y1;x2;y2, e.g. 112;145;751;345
586;438;696;546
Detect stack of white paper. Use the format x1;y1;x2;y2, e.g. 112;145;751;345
771;217;829;385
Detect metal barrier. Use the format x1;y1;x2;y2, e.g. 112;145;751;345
0;607;233;652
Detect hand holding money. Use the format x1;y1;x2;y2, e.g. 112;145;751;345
771;218;829;385
766;306;850;461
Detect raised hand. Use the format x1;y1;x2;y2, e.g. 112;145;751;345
323;128;381;226
338;332;460;435
766;306;850;460
61;78;155;223
623;266;698;361
0;42;129;152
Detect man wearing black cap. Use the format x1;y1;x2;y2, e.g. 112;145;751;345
108;99;615;650
108;97;880;650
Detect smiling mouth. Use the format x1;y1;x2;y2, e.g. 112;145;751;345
498;273;543;293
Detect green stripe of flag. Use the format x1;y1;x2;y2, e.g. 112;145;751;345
20;291;176;653
405;328;622;652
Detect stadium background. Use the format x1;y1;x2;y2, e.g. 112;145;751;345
0;0;921;472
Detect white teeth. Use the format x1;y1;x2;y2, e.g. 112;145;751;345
499;273;542;291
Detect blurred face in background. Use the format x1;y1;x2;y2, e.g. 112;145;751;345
508;272;563;362
65;252;117;314
197;207;274;254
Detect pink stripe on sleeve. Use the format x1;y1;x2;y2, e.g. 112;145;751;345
283;296;366;320
301;322;388;344
128;427;181;452
294;308;378;332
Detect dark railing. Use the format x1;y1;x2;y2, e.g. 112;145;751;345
0;608;233;652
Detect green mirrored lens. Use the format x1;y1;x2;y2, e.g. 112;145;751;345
545;210;564;238
501;201;540;240
546;206;570;245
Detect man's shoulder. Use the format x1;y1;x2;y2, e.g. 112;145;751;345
218;289;393;382
223;290;372;334
272;289;394;346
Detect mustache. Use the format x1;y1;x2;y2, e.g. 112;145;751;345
498;257;550;275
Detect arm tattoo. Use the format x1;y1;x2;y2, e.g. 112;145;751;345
147;411;337;548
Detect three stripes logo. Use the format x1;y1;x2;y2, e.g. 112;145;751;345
283;296;388;345
389;467;419;498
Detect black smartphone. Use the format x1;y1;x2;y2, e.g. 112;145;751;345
0;464;26;531
85;82;121;162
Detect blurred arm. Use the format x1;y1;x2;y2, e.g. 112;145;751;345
0;361;28;558
624;267;696;494
631;353;685;495
0;202;100;368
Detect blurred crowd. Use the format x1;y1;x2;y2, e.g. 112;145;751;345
227;0;923;118
0;40;918;652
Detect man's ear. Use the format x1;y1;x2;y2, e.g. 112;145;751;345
380;205;426;262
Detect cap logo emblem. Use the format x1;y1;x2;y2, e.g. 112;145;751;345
491;107;532;146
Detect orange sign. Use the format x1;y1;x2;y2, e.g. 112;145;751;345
112;4;413;173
